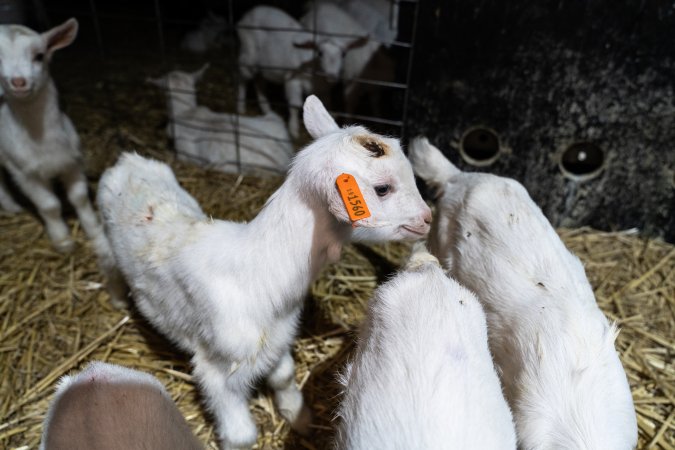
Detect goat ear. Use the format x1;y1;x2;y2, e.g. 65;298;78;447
192;63;210;81
303;95;339;139
43;18;78;54
293;40;316;49
347;35;369;50
408;136;460;198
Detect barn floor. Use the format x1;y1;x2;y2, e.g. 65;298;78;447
0;50;674;449
1;160;673;449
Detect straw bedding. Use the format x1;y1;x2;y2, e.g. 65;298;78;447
0;155;673;449
0;55;673;450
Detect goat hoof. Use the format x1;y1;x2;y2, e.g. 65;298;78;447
219;419;257;450
106;281;129;310
108;294;128;310
290;404;312;436
53;238;75;254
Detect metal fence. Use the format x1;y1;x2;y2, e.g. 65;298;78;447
40;0;420;174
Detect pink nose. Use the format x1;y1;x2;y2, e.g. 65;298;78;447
11;77;26;88
422;207;432;225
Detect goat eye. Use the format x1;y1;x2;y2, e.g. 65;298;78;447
374;184;391;197
34;53;44;62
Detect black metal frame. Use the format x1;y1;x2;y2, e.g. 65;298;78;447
58;0;420;172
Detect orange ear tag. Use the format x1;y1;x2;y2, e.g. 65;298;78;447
336;173;371;223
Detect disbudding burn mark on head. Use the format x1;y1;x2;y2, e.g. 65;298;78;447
355;135;389;158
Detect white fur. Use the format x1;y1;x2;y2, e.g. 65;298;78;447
236;5;368;139
409;137;638;450
180;12;226;54
336;245;517;449
335;0;399;47
0;18;125;307
97;96;431;449
40;361;202;450
299;1;373;82
301;1;394;118
148;64;293;176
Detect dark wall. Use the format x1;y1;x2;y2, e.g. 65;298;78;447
15;0;675;241
407;0;675;242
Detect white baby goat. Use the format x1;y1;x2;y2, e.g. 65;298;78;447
236;5;368;139
409;137;638;450
335;0;399;47
97;96;431;449
0;18;125;306
40;361;203;450
300;1;387;117
148;64;293;176
336;244;516;450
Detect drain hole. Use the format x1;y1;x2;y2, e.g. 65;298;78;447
460;127;501;166
559;142;605;181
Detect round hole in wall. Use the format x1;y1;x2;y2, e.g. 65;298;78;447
459;127;501;166
559;142;605;181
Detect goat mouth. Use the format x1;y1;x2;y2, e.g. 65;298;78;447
8;88;31;98
401;224;428;237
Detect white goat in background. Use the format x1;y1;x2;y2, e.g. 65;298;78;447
0;18;125;306
409;137;638;450
40;361;203;450
97;96;431;449
335;0;400;47
236;5;368;139
148;64;293;176
336;244;517;450
300;1;390;117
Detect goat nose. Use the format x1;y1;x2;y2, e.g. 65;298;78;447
11;77;26;88
422;208;432;225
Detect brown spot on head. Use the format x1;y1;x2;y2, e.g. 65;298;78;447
355;135;389;158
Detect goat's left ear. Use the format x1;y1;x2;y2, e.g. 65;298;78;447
303;95;339;139
43;18;79;54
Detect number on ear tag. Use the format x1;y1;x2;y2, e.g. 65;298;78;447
336;173;371;222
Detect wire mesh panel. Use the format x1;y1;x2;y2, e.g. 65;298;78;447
39;0;419;176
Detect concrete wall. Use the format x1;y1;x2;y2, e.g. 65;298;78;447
407;0;675;242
